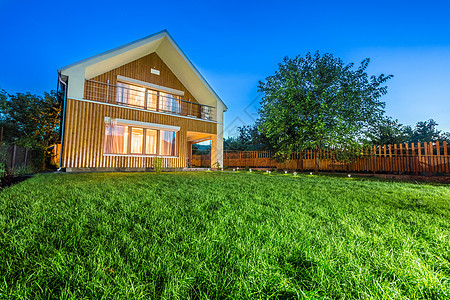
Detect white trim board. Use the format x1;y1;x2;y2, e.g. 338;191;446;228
69;97;221;124
104;117;180;131
117;75;185;96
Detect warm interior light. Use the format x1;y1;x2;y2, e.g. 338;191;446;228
145;129;157;154
130;127;144;153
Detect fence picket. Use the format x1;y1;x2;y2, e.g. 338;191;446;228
219;141;449;176
444;141;449;174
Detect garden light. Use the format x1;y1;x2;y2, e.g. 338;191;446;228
285;170;287;174
233;169;235;172
348;174;351;178
294;172;297;176
310;172;313;175
249;169;252;172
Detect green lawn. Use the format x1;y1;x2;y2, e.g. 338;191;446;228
0;172;449;299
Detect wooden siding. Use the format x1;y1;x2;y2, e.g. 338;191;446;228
88;52;199;104
62;98;217;169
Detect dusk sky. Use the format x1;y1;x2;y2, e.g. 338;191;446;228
1;0;449;137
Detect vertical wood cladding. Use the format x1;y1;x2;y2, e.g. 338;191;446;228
88;52;199;103
62;99;217;169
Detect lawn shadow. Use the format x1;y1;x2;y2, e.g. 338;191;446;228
259;252;323;298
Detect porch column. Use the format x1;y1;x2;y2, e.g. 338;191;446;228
211;134;217;168
211;133;223;169
213;102;225;169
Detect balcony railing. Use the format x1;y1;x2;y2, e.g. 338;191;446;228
84;80;216;121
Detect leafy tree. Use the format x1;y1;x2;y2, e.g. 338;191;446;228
0;89;61;168
192;143;210;155
223;124;269;151
257;51;392;171
407;119;447;143
223;136;246;151
366;117;412;145
441;131;450;142
0;89;19;145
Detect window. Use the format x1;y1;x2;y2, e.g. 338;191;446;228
104;120;177;156
116;82;145;108
116;82;182;114
159;92;181;114
147;90;158;111
160;130;176;156
130;127;144;154
145;129;157;154
104;123;128;154
201;106;213;120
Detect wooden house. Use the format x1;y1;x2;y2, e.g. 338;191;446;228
57;30;227;171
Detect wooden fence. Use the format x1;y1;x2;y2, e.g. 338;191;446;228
0;145;39;173
222;141;450;175
192;154;211;168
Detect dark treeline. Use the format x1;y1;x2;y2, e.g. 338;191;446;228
0;88;61;171
225;119;450;151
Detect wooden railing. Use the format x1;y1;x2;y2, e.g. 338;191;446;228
84;80;216;121
221;141;450;175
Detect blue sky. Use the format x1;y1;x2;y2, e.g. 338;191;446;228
0;0;449;137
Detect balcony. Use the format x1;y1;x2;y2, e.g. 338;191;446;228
84;80;216;121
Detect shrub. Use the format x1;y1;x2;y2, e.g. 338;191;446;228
153;157;163;173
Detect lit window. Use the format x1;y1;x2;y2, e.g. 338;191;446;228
147;90;158;111
130;127;144;154
145;129;157;154
104;123;128;154
159;92;181;114
104;120;178;157
160;131;176;156
116;82;145;108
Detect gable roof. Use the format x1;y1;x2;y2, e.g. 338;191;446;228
59;30;227;110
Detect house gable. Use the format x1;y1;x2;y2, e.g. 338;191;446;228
89;52;199;103
59;30;226;110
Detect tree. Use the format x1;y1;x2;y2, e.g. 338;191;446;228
441;131;450;142
257;52;392;171
366;117;411;145
0;89;61;167
407;119;445;143
223;124;269;151
0;89;19;145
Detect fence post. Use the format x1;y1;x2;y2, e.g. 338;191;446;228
11;144;17;173
418;142;422;175
405;143;409;173
444;141;449;174
436;141;440;174
429;141;434;175
24;148;28;167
